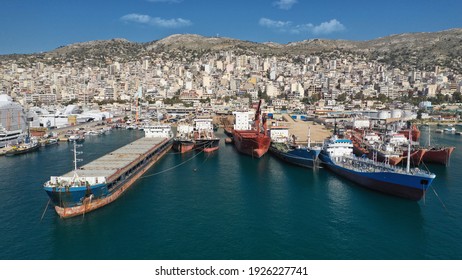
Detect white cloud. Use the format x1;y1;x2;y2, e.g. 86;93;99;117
273;0;297;10
259;18;291;29
311;19;346;35
259;18;345;35
121;14;151;24
150;17;192;28
121;13;192;28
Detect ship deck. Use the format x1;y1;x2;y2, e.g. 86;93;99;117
58;137;167;182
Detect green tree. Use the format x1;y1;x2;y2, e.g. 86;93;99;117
311;93;322;103
200;97;211;104
337;93;347;102
377;93;387;103
258;89;270;103
354;92;364;100
452;91;462;102
164;96;181;105
301;97;311;104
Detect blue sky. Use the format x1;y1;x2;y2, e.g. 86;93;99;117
1;0;461;54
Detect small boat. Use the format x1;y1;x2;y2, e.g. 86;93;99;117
68;134;85;142
444;127;456;134
5;138;40;156
41;138;59;147
85;130;101;136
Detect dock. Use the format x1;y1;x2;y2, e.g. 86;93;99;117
272;114;332;145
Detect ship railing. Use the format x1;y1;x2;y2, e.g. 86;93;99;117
44;180;92;189
336;155;434;176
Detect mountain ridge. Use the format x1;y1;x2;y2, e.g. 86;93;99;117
2;28;462;73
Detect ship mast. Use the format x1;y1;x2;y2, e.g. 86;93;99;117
406;129;411;173
428;126;431;147
72;141;83;181
307;126;311;148
254;99;262;137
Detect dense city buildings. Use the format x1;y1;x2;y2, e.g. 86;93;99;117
1;35;461;120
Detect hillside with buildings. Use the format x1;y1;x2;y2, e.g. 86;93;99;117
0;29;461;117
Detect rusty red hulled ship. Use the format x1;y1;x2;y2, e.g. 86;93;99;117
422;146;455;165
398;124;421;142
232;100;270;158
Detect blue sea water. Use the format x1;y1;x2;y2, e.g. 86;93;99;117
0;128;461;260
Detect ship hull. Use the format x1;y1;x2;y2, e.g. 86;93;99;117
172;139;194;154
269;143;320;168
319;152;434;201
399;125;420;142
44;138;173;218
194;138;220;152
402;148;427;166
352;143;369;157
5;144;40;156
224;127;234;137
367;150;402;165
233;130;270;158
422;147;455;165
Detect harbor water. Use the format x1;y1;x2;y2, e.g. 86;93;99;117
0;128;461;259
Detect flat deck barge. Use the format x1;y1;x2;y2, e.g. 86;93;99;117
44;126;173;218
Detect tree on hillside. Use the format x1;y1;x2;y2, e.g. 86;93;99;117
452;91;462;102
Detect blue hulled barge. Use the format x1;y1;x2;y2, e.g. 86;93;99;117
269;142;321;168
43;125;173;218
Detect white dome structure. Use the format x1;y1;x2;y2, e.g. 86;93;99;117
0;94;27;147
391;109;402;119
0;94;26;132
378;110;390;119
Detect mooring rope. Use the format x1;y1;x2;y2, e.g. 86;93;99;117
431;186;448;213
140;148;205;179
40;199;51;222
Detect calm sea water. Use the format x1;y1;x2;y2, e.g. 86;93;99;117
0;127;461;260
